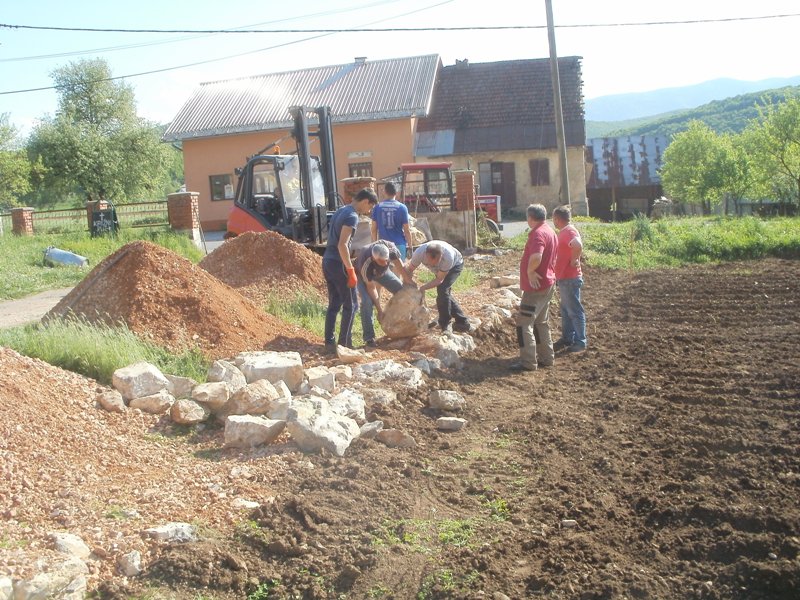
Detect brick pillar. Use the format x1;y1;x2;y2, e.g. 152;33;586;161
167;192;202;249
453;170;476;212
11;207;34;236
339;177;376;205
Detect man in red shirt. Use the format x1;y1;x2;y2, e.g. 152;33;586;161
552;205;587;352
511;204;558;371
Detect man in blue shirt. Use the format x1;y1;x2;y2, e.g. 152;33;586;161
371;182;413;259
323;188;378;351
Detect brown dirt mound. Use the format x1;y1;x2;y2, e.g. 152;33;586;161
199;231;326;305
46;240;320;359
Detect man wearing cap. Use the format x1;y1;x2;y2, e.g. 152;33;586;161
355;240;413;347
407;240;472;333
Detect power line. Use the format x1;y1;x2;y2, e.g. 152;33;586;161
1;12;799;34
2;10;798;97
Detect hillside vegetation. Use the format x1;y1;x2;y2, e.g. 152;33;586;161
587;85;800;139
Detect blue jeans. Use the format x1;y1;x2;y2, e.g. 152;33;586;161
323;258;358;348
358;270;404;342
557;277;586;348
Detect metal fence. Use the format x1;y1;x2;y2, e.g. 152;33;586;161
0;201;169;235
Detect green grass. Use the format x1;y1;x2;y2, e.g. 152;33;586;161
0;228;204;301
0;318;209;384
508;216;800;269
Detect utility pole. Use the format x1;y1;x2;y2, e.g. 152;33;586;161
545;0;571;207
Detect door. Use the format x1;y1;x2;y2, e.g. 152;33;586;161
491;162;517;209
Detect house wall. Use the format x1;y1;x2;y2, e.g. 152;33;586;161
184;118;416;231
418;147;588;216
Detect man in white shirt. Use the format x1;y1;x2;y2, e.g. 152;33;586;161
407;240;472;333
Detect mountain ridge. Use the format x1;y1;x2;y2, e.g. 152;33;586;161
585;75;800;122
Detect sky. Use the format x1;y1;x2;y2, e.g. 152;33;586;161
1;0;799;137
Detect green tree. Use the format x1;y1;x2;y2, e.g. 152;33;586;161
660;121;727;214
0;114;37;210
716;133;754;216
27;58;176;204
746;96;800;212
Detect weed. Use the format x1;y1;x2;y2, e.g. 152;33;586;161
368;584;392;598
437;519;475;547
484;497;510;522
247;579;280;600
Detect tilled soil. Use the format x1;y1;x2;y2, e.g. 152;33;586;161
3;257;799;599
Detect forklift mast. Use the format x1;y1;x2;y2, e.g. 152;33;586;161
289;105;340;245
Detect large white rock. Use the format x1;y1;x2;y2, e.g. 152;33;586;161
0;577;11;600
224;379;281;416
359;420;384;439
191;381;231;413
436;417;468;431
112;362;169;401
49;532;91;560
207;360;247;392
329;388;366;422
304;366;336;392
11;556;88;600
490;274;520;288
129;389;174;414
142;522;197;543
117;551;142;577
375;429;417;448
379;286;430;339
285;399;360;457
170;399;210;425
224;415;286;448
353;359;424;388
336;345;365;364
429;389;467;412
164;374;197;400
362;387;396;406
96;389;125;413
234;351;304;391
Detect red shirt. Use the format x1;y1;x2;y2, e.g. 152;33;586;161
555;224;582;280
520;223;557;292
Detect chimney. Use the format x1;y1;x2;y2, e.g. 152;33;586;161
354;56;367;65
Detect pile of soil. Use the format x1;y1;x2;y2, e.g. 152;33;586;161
200;231;326;305
46;240;321;359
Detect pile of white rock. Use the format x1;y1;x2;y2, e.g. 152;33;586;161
100;343;474;458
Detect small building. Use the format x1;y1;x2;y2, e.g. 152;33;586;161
416;56;588;216
585;135;668;220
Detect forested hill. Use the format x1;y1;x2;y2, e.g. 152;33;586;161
595;86;800;139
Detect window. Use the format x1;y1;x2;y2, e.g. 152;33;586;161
349;162;373;178
529;159;550;186
210;174;234;201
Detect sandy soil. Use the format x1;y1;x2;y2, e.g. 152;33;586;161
2;254;799;599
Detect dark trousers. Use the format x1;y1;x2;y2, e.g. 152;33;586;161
323;258;358;348
436;262;468;328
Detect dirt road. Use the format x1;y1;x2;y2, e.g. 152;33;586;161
0;287;73;328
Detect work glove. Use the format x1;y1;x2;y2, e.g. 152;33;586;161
346;266;358;288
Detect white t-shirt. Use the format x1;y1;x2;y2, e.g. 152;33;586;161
410;241;463;273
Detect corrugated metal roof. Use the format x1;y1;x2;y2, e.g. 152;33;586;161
162;54;440;141
586;136;668;188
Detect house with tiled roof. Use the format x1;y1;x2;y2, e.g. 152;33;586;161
164;53;587;229
416;56;587;214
